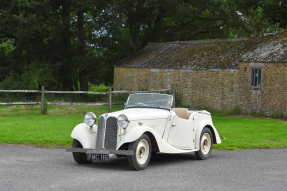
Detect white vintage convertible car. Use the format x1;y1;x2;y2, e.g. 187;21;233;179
66;93;221;170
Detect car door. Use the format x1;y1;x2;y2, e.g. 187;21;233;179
167;115;194;149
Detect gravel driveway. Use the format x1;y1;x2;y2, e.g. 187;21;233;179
0;145;286;191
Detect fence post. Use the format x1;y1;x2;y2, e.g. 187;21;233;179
109;88;112;112
171;84;175;108
41;86;45;114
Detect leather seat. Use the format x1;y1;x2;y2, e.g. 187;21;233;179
172;108;189;120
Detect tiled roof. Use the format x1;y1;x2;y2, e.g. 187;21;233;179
115;31;287;69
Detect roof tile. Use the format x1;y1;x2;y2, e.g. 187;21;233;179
115;31;287;69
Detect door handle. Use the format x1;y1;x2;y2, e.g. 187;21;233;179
171;124;177;127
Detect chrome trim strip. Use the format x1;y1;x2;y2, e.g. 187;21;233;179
96;116;105;149
102;114;107;149
65;148;135;155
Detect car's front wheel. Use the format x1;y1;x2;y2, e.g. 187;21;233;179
128;134;151;170
72;139;92;164
195;127;213;160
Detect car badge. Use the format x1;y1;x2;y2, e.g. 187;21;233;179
105;114;108;119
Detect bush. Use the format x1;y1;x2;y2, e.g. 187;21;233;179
248;109;255;116
226;105;242;115
89;83;112;92
247;109;285;119
271;110;283;118
88;83;112;101
257;110;267;117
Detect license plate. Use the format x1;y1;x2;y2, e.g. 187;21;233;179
87;154;109;161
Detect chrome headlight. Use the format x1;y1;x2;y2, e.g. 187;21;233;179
84;112;97;127
117;114;130;129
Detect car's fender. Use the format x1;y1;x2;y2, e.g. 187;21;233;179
194;120;221;150
71;123;97;149
116;126;157;150
117;125;198;153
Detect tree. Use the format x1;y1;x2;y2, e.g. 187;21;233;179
114;0;261;53
236;0;287;30
0;0;284;92
0;0;115;90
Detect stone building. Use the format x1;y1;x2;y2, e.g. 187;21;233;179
114;31;287;115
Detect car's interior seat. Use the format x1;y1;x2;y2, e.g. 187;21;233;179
172;108;189;120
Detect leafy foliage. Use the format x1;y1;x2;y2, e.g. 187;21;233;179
236;0;287;29
0;0;284;91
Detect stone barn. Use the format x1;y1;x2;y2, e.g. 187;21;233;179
113;31;287;115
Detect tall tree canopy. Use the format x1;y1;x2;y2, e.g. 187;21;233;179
0;0;284;91
236;0;287;29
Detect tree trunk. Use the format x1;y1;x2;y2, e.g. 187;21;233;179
128;0;146;53
60;1;74;91
78;9;88;99
151;6;166;42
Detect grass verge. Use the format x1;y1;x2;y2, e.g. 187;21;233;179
1;105;287;150
212;116;287;150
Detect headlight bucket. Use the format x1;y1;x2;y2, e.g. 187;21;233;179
84;112;97;127
117;114;130;129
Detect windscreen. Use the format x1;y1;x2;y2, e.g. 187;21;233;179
126;93;173;110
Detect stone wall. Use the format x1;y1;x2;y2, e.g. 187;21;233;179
237;62;287;115
114;63;286;115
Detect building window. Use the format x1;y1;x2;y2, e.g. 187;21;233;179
250;68;261;89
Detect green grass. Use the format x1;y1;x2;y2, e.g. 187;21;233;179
212;116;287;150
0;105;125;148
1;105;287;150
0;114;81;147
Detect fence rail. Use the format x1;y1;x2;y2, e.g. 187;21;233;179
0;90;107;94
0;86;175;113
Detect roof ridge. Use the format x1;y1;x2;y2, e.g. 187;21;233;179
146;33;280;45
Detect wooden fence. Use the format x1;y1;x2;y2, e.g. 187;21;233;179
0;85;175;113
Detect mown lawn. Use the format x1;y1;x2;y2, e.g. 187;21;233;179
0;105;287;150
212;116;287;150
0;105;125;148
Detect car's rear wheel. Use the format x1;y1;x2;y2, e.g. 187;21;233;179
72;139;92;164
195;128;213;160
128;134;151;170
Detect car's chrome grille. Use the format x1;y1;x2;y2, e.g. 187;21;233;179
96;116;118;150
104;117;118;149
96;116;105;149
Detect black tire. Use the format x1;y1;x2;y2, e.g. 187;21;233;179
128;134;152;170
72;139;92;164
195;127;213;160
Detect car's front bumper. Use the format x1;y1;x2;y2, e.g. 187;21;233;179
65;148;135;155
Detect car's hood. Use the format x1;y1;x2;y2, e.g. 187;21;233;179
112;108;170;120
